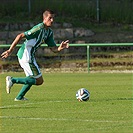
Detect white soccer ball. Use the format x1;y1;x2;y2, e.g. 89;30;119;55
76;88;90;101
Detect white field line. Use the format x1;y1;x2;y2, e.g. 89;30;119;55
0;100;66;109
0;101;130;124
0;115;129;124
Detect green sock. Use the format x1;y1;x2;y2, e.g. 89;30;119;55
11;76;36;85
16;84;32;100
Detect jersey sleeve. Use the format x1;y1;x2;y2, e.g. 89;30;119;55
24;23;43;40
45;31;56;47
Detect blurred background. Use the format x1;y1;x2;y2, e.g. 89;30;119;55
0;0;133;73
1;0;133;23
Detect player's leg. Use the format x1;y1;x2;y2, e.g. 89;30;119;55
6;59;38;93
11;75;43;85
14;58;43;100
36;76;44;85
11;76;36;85
6;75;43;95
15;84;32;101
6;76;36;93
14;76;43;100
6;58;44;100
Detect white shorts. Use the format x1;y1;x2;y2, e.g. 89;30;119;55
18;58;42;78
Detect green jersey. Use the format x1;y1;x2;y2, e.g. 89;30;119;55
17;22;56;62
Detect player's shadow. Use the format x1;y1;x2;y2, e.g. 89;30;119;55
116;97;133;101
91;97;133;102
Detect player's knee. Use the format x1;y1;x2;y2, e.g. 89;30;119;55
39;79;44;85
37;80;44;85
36;77;44;85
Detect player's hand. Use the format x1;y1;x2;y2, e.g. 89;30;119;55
58;40;69;51
1;50;11;59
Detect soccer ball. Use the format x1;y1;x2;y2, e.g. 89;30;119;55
76;88;90;101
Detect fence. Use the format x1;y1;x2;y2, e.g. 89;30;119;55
0;43;133;73
86;43;133;73
1;0;133;23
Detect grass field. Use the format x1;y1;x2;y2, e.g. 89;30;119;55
0;72;132;133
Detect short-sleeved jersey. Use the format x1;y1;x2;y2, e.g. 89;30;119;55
17;22;56;62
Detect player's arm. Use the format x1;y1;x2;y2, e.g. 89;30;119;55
1;33;25;58
45;31;69;52
57;40;69;51
49;40;69;53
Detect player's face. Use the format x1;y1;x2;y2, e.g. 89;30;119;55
44;13;54;27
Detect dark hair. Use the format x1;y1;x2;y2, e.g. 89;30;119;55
43;9;55;17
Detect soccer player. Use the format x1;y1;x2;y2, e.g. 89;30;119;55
1;9;69;101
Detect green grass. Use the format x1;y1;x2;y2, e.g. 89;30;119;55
0;72;132;133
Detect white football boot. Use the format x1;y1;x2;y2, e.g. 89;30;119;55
6;76;13;93
14;97;28;101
